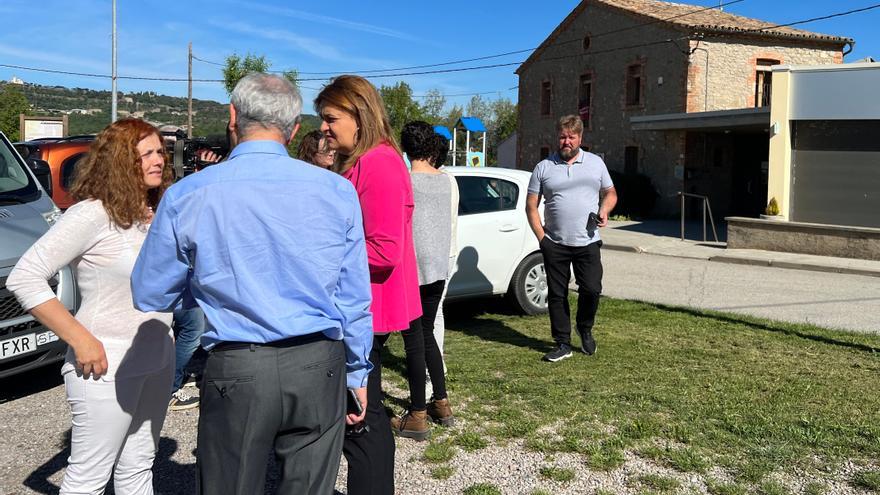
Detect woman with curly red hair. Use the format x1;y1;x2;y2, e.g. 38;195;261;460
7;118;176;494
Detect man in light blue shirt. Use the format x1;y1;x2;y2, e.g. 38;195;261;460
526;115;617;363
131;73;372;494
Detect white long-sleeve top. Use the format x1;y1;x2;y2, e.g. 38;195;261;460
7;199;173;380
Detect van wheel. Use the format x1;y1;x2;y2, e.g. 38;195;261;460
507;253;548;315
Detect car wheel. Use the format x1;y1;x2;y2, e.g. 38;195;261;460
507;253;548;315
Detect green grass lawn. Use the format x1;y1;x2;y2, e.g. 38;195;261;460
383;296;880;486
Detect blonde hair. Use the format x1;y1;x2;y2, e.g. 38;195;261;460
314;75;400;172
556;114;584;136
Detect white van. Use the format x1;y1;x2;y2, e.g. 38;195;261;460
0;130;77;378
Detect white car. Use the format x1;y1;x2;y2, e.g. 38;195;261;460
444;166;547;314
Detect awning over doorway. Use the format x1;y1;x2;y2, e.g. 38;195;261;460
630;107;770;132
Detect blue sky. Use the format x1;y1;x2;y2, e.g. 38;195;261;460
0;0;877;112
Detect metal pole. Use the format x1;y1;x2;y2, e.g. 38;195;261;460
465;131;470;166
111;0;117;123
187;42;193;138
702;200;707;242
452;128;457;166
680;193;685;241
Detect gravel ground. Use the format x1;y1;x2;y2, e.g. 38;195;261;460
1;365;877;495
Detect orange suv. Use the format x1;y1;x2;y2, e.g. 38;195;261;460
14;136;95;209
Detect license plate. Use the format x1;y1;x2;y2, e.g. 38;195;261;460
0;333;36;361
36;331;60;346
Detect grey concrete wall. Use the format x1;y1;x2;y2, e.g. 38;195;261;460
727;217;880;261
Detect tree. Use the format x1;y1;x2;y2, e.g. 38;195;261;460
0;84;30;141
442;104;463;130
222;54;298;95
465;95;492;126
488;98;517;165
420;89;446;125
379;82;425;139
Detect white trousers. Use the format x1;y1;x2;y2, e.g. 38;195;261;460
60;363;172;495
426;262;454;399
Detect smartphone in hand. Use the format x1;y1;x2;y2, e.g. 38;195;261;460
586;212;599;238
346;388;363;415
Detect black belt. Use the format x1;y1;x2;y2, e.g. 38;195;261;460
212;332;330;352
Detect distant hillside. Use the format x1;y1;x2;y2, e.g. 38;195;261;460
4;82;321;138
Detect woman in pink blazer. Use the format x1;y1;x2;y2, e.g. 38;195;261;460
315;75;421;495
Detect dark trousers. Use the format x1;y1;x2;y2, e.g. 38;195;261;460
196;334;345;495
400;280;448;410
343;334;395;495
540;237;603;346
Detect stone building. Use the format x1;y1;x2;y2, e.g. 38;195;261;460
516;0;851;217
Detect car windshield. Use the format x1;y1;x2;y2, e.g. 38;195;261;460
0;133;39;202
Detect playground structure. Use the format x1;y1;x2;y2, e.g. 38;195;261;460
451;117;486;167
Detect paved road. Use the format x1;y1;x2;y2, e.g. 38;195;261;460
601;250;880;334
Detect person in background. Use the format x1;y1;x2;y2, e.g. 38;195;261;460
526;115;617;363
297;128;336;168
7;118;175;494
316;74;422;495
166;148;221;412
392;121;459;440
167;307;204;410
425;131;457;399
131;73;372;494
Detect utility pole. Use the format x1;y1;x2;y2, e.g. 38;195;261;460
187;42;193;138
111;0;117;122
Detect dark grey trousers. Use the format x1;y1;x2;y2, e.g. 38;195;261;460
196;335;346;495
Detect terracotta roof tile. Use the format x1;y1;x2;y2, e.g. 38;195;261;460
597;0;852;43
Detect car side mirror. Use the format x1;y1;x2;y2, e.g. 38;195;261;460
27;158;53;197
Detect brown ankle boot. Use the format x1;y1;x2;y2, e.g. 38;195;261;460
426;398;455;427
390;410;430;441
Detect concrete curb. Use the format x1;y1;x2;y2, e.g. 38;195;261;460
710;256;880;278
602;244;880;278
602;243;643;254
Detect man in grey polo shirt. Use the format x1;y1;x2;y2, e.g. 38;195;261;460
526;115;618;362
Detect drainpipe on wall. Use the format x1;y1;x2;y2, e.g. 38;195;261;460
692;46;710;112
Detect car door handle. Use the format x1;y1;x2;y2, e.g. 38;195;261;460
499;224;520;232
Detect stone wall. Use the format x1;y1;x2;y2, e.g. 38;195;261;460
516;4;690;215
686;38;842;112
516;3;844;217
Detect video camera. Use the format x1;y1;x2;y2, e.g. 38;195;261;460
161;130;229;179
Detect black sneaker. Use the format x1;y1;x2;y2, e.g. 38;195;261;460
543;344;573;362
168;389;200;411
579;330;597;356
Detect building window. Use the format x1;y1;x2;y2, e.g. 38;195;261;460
755;59;778;108
625;63;645;107
582;35;591;51
624;146;639;174
578;73;593;128
540;146;551;161
540;81;552;116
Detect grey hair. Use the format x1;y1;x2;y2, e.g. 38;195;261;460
230;73;302;139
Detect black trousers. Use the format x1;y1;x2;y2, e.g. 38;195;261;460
400;280;448;411
343;334;395;495
196;334;345;495
540;237;603;347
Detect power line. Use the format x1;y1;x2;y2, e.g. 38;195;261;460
740;2;879;32
191;0;746;76
4;3;876;86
